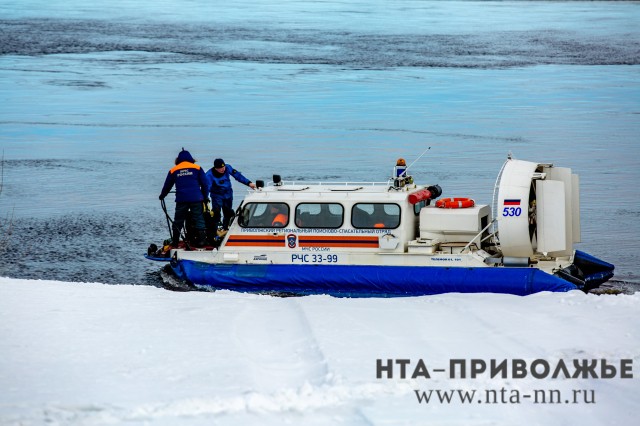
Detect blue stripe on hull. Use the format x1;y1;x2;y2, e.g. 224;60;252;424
171;261;577;297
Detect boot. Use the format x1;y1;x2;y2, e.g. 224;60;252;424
171;229;180;247
194;230;208;248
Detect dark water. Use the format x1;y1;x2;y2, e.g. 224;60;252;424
0;1;639;290
2;18;639;68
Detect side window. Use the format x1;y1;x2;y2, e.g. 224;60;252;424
414;200;428;215
351;203;401;229
295;203;344;228
239;202;289;228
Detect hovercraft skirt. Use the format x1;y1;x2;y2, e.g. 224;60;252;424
172;261;577;297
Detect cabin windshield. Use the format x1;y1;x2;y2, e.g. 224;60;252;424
240;202;290;228
351;203;401;229
295;203;344;228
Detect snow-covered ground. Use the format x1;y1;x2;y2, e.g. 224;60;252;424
0;277;638;425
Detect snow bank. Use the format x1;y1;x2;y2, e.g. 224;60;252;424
0;277;638;425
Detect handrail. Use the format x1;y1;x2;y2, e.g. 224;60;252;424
266;180;390;188
460;218;497;254
490;157;510;248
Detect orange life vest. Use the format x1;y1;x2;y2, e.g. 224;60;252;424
272;213;288;226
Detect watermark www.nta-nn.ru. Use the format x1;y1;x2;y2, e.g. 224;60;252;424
376;358;634;405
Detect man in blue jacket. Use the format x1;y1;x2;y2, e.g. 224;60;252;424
206;158;256;230
159;149;209;247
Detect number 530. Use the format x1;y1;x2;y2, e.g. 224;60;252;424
502;207;522;217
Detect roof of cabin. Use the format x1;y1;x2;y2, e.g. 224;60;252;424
244;182;427;203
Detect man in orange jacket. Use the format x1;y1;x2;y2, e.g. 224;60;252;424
159;149;209;247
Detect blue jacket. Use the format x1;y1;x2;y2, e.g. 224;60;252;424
160;151;208;203
206;164;252;200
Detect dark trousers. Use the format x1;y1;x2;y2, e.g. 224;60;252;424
173;201;205;234
211;197;235;229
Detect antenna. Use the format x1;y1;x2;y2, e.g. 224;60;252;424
391;146;432;189
400;146;431;177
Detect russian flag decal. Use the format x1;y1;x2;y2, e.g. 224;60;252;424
504;199;521;206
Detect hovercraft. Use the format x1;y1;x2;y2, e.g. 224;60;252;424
146;156;614;296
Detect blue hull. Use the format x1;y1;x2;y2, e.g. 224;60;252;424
170;260;578;297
